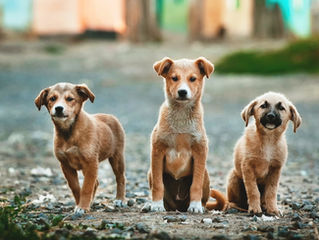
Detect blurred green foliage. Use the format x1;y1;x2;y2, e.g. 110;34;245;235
215;38;319;75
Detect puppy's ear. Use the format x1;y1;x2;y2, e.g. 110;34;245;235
289;104;302;133
195;57;214;78
34;88;50;110
76;84;95;103
241;100;257;127
153;57;174;77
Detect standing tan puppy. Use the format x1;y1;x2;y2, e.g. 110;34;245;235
148;57;226;213
227;92;301;216
35;83;126;214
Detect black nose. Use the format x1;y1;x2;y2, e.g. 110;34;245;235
178;89;187;98
267;112;275;120
55;106;63;113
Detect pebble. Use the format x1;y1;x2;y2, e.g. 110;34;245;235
243;235;261;240
151;231;171;240
225;208;239;214
136;223;149;233
302;204;314;211
164;215;187;223
202;218;212;224
292;213;302;221
136;198;147;204
291;202;303;210
212;235;230;240
257;225;274;232
127;199;135;207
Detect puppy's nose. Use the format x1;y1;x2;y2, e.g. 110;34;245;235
55;106;64;113
178;89;188;98
267;112;275;120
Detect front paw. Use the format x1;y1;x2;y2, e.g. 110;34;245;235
74;206;86;215
265;204;280;216
248;204;262;216
150;200;166;212
114;199;125;208
187;201;204;213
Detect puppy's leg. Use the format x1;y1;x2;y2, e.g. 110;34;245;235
150;142;166;212
188;142;207;213
242;165;262;215
60;163;81;205
92;179;99;200
78;162;98;211
263;167;281;216
227;169;248;210
202;169;210;205
109;152;126;207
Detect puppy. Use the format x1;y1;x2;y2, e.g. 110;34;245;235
227;92;301;215
35;83;126;213
148;57;226;213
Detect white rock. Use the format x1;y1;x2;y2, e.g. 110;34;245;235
202;218;212;224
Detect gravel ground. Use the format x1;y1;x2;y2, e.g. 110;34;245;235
0;39;318;239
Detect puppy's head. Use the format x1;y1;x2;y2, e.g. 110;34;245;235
153;57;214;104
241;92;302;133
35;83;95;128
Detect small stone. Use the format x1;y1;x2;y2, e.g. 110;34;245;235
202;218;212;224
152;231;171;240
310;211;319;219
267;232;274;239
302;204;314;211
252;215;258;222
291;202;303;210
136;223;149;233
212;217;223;223
127;199;135;207
225;208;239;214
292;213;302;221
277;226;289;237
257;225;274;232
243;234;260;240
212;235;230;240
164;215;187;223
141;203;151;213
293;221;307;229
136;198;147;204
103;206;116;212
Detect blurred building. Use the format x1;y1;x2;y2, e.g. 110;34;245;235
0;0;317;40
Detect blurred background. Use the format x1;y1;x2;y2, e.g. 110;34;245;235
0;0;318;219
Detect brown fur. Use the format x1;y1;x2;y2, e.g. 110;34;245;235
35;83;126;212
227;92;302;215
148;57;226;212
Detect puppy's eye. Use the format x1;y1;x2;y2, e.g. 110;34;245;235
49;96;56;102
278;105;285;111
66;97;74;102
260;102;268;109
190;76;196;82
172;76;178;82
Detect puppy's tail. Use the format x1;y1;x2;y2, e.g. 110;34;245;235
205;189;227;211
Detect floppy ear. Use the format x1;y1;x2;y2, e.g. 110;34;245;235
241;100;257;127
289;104;302;133
34;88;50;110
153;57;174;77
76;84;95;103
195;57;214;78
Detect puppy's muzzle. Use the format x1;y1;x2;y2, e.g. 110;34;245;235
177;89;188;101
260;111;282;130
53;106;67;118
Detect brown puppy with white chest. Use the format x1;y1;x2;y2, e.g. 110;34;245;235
35;83;126;214
227;92;301;216
148;57;226;213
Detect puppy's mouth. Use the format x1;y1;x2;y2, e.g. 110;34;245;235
51;114;69;119
175;97;190;102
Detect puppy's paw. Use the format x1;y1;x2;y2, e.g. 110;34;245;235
265;205;280;216
187;201;204;214
150;200;165;212
248;204;262;216
114;199;125;208
74;206;86;215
